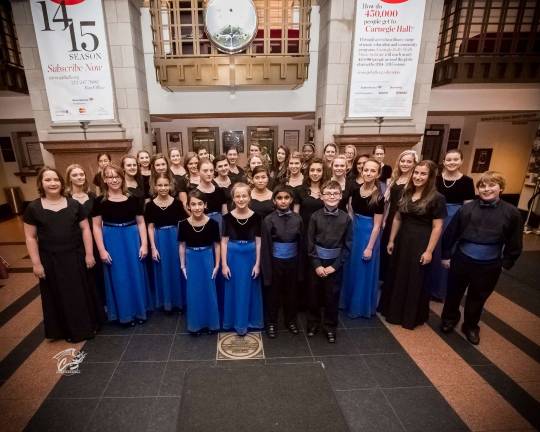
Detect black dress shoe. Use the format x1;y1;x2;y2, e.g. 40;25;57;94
307;326;318;337
440;319;457;334
461;324;480;345
287;323;299;335
266;324;277;339
326;331;336;344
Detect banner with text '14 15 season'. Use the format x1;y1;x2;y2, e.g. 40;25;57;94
30;0;115;122
347;0;426;118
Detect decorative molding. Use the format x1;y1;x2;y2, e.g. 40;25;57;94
42;139;133;154
333;134;423;148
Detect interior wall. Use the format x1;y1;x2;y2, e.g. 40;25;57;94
0;122;40;203
141;7;319;115
152;117;314;166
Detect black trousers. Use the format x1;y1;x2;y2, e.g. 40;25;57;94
307;261;343;331
441;252;502;330
264;257;298;326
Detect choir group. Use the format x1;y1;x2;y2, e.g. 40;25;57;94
23;143;522;346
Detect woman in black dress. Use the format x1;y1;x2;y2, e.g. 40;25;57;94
24;167;103;342
301;143;315;175
226;146;245;184
197;159;228;230
66;163;106;308
91;152;111;195
379;160;446;329
178;152;200;213
379;149;418;280
150;153;175;197
213;155;233;209
137;150;152;198
347;153;370;194
372;145;393;186
121;155;145;203
323;143;337;171
249;166;274;219
271;145;290;186
344;145;357;179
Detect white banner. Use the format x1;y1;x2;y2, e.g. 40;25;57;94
347;0;426;118
30;0;115;122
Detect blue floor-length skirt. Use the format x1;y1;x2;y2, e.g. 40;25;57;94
223;241;263;335
102;224;152;323
341;214;380;318
185;246;220;332
152;226;184;311
430;203;462;300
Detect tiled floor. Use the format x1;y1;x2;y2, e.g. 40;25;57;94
0;217;539;432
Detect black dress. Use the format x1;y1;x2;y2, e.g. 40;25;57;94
24;198;105;341
379;193;447;329
249;197;274;220
380;182;405;280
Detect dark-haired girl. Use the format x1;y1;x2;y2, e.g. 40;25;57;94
137;150;152;198
92;164;152;325
178;152;200;212
213;155;233;209
24;167;104;342
249;166;274;220
121;155;145;204
226;147;245;184
379;160;446;329
221;183;263;335
301;143;315;174
373;145;392;185
341;159;384;318
146;174;187;312
272;145;290;185
286;153;304;205
92;152;111;195
430;149;475;301
323;143;337;170
197;159;228;231
178;190;221;334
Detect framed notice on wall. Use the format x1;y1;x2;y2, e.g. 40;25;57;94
29;0;115;122
471;148;493;173
283;130;300;152
347;0;426;118
166;132;183;154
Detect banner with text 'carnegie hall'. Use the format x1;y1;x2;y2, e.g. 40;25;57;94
30;0;115;122
347;0;426;118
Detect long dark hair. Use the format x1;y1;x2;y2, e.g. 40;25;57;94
37;166;66;197
273;145;290;182
303;157;328;187
399;160;439;214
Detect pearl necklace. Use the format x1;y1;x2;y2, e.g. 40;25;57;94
442;178;458;188
234;212;251;225
189;217;207;232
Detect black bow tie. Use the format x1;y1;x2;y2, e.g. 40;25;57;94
277;209;292;217
479;199;499;208
323;207;339;216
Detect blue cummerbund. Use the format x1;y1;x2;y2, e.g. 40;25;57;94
459;241;501;261
316;245;341;260
272;242;297;259
103;220;136;227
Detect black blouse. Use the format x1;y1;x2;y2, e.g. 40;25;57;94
296;186;324;229
92;196;143;223
436;175;476;204
24;198;85;252
145;200;187;227
222;212;261;241
249;198;274;220
198;187;227;214
379;164;392;183
351;191;385;216
399;193;447;225
177;218;220;247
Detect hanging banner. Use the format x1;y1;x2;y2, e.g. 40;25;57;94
347;0;426;118
30;0;115;122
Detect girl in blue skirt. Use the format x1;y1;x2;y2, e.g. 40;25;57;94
221;183;263;335
146;173;188;312
431;149;475;301
342;159;384;318
178;190;221;334
196;159;228;230
92;164;152;325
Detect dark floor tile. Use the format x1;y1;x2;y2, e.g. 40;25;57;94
159;361;214;396
383;387;468;432
265;356;315;365
473;364;540;430
346;328;402;354
339;312;384;329
25;398;99;432
262;331;311;358
319;356;377;390
99;321;135;336
48;362;117;398
364;353;431;388
134;313;179;335
174;314;188;333
170;334;217;360
86;397;155;432
83;335;130;362
336;389;404;432
146;397;181;432
306;330;359;356
495;276;540;317
216;359;266;368
104;361;165;397
122;334;174;361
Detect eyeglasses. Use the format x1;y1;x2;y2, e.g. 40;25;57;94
105;176;121;181
322;192;341;197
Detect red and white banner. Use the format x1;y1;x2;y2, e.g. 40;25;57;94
30;0;115;122
347;0;426;118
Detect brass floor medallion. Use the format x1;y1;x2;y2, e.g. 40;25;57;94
217;332;264;360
